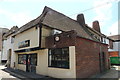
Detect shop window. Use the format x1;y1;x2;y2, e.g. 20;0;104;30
18;54;37;65
48;47;69;69
18;54;26;64
30;54;37;66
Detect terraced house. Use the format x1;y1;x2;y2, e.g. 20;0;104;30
2;26;18;66
4;6;109;78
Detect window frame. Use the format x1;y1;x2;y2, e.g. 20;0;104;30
48;47;69;69
18;54;27;65
18;53;37;66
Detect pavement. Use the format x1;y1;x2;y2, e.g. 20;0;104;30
91;65;120;79
0;65;20;80
0;65;58;80
0;64;120;80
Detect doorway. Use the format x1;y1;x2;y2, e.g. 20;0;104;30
26;53;37;73
7;49;12;67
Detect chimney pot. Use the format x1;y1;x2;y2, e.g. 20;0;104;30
77;14;85;26
92;20;101;33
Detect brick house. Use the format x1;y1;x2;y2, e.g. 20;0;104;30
108;35;120;57
6;6;110;78
46;30;109;78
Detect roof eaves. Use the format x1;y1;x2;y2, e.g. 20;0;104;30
85;24;106;37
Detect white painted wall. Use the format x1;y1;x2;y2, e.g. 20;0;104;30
108;40;120;56
14;27;39;51
1;40;7;60
106;38;109;45
113;42;119;51
17;46;76;78
1;35;16;68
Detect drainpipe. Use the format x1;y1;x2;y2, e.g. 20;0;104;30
0;29;2;64
99;43;103;73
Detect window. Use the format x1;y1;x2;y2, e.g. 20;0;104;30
11;37;14;43
18;40;30;48
18;54;37;65
18;54;26;64
48;47;69;69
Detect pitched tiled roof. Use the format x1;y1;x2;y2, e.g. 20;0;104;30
3;26;18;38
85;25;106;37
15;6;95;40
41;6;93;40
108;35;120;41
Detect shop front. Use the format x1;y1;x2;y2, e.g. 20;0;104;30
15;47;76;78
18;53;37;73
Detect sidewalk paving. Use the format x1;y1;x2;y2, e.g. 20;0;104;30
1;67;58;80
91;65;120;79
1;65;120;79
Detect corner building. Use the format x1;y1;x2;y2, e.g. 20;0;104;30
13;6;109;78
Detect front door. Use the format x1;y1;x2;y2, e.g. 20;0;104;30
26;55;30;72
26;53;37;73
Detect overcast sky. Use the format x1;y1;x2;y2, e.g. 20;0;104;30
0;0;119;36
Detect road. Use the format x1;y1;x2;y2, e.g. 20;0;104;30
0;65;20;80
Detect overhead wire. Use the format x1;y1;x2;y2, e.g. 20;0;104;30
0;0;119;27
51;0;119;22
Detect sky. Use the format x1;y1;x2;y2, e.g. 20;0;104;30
0;0;119;36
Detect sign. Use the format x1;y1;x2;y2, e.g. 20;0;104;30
55;36;60;41
18;40;30;48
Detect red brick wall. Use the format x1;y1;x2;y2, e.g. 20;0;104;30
100;43;109;70
45;30;109;78
45;30;76;48
75;37;109;78
109;51;119;57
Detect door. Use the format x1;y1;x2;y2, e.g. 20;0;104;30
26;54;30;72
26;53;37;73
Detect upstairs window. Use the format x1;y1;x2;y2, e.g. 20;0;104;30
11;37;14;43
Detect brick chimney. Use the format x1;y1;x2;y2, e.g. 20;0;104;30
77;14;85;26
92;20;101;33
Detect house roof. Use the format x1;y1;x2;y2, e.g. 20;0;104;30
14;6;94;40
41;6;93;40
85;24;106;37
108;35;120;41
84;24;114;42
3;26;18;38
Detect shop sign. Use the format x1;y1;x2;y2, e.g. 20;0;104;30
18;40;30;48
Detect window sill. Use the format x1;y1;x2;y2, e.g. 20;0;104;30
48;66;69;69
